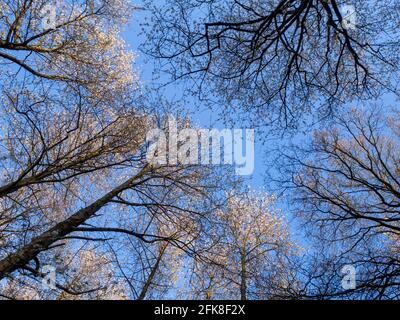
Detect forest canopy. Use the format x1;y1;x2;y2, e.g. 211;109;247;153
0;0;399;300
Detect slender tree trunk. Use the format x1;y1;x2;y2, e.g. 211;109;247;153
205;275;214;300
240;253;247;300
0;166;150;280
137;242;168;300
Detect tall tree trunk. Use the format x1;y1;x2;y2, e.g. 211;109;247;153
240;253;247;300
205;275;214;300
0;166;150;280
137;242;168;300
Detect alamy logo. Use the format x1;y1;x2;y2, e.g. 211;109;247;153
42;265;56;290
40;3;58;29
145;116;254;175
341;4;357;30
341;264;356;290
39;0;95;30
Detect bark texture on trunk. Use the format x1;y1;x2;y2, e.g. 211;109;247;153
0;166;150;280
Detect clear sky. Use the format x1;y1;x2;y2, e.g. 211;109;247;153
123;3;268;187
121;2;315;245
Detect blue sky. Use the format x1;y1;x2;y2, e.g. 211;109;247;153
123;4;268;187
121;2;400;249
119;3;312;249
119;0;316;254
123;0;400;249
